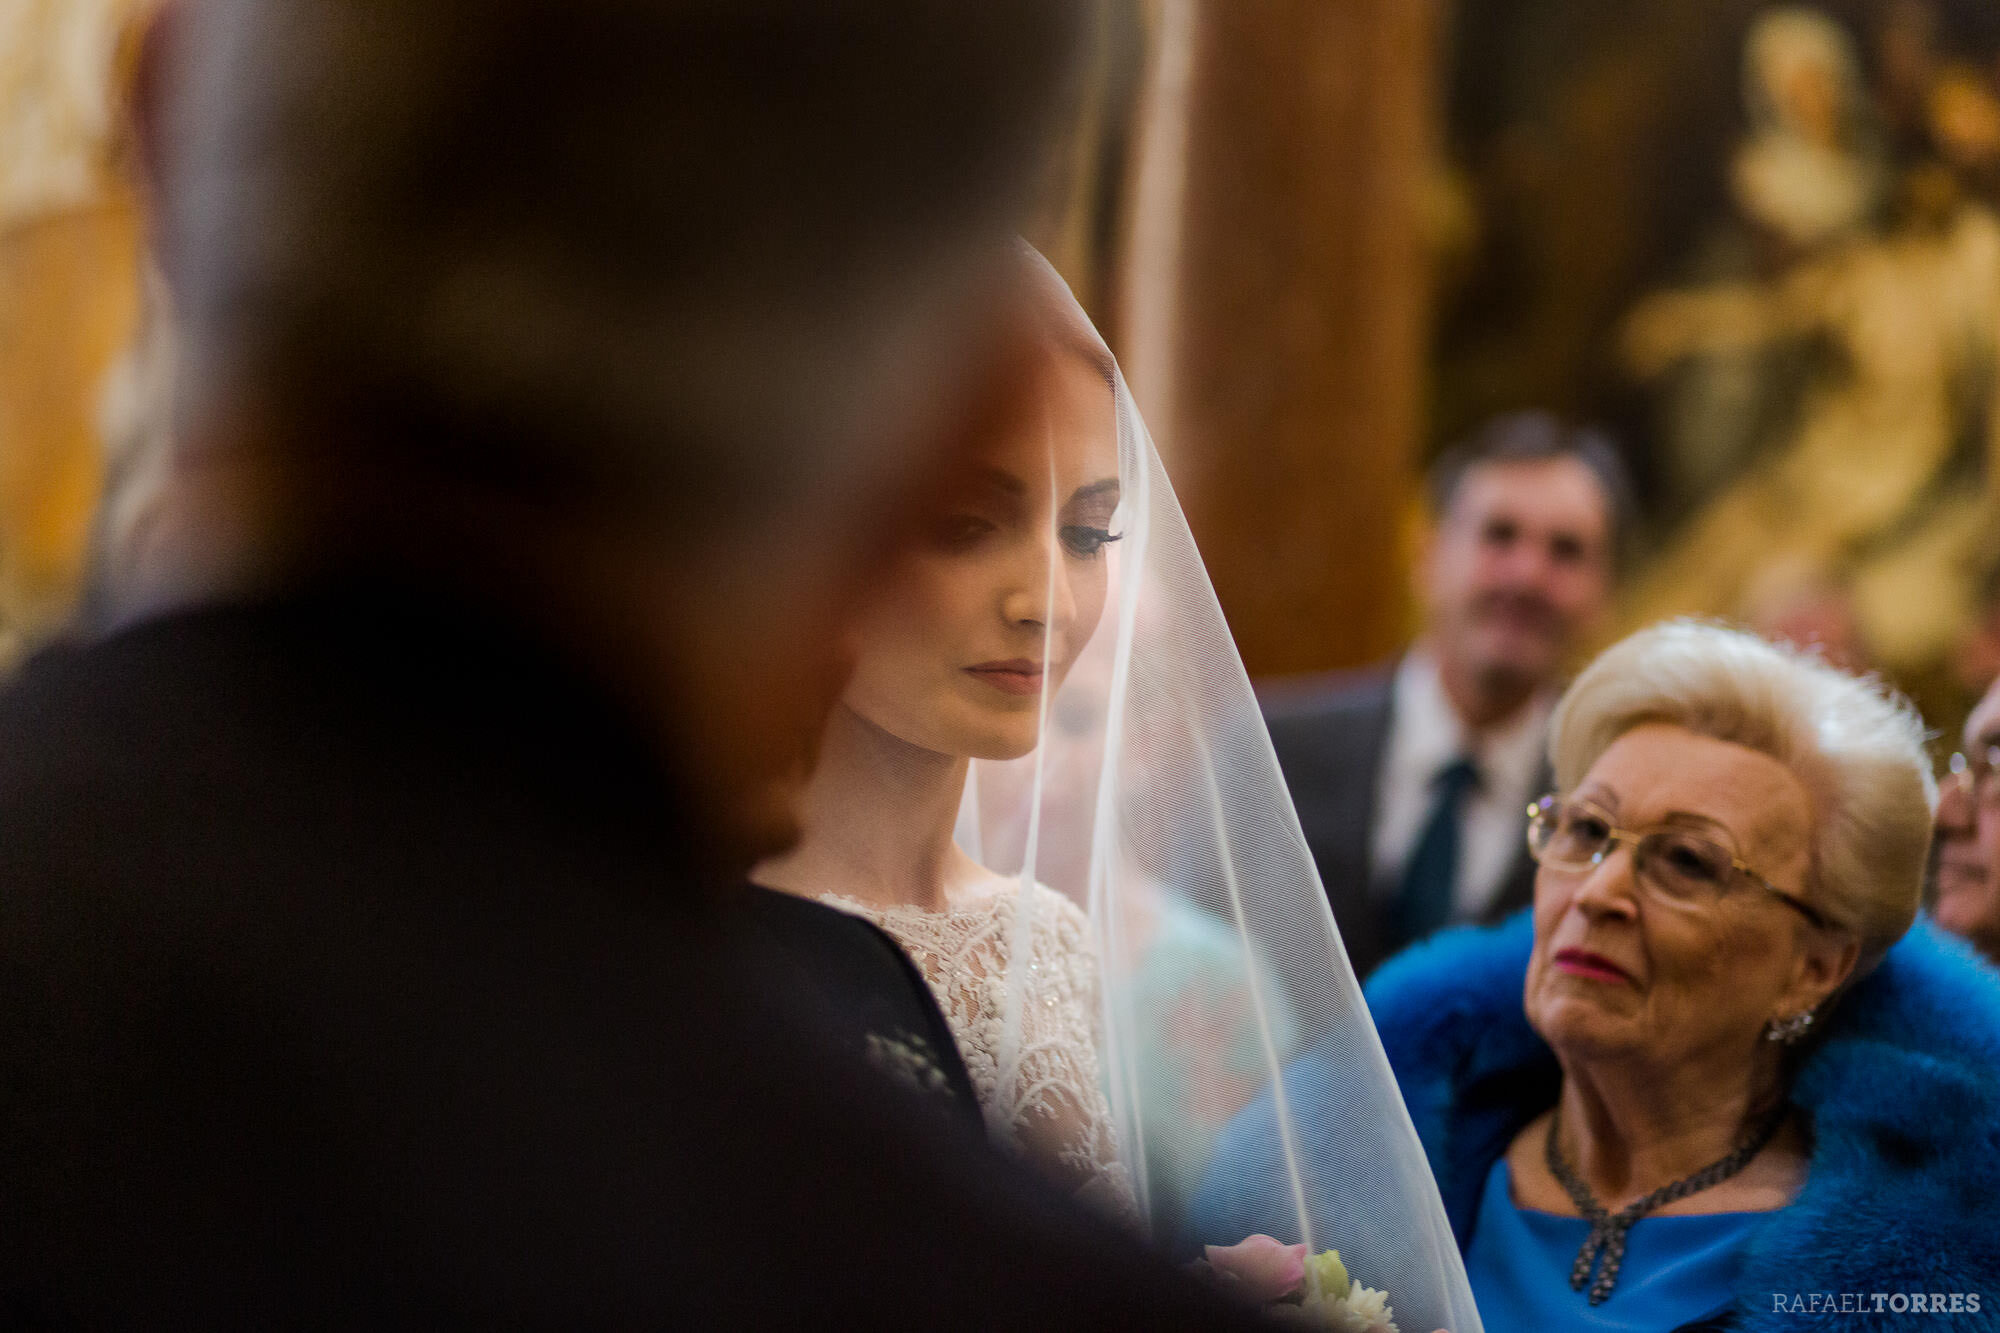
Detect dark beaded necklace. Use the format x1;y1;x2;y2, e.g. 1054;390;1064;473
1543;1108;1786;1305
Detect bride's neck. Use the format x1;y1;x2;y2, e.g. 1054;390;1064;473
754;702;979;911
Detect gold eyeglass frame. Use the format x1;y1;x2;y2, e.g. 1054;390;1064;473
1525;794;1829;930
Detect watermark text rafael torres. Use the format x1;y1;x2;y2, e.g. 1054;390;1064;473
1774;1292;1982;1315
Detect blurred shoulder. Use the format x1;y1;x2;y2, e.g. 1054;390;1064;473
0;612;259;815
741;885;910;962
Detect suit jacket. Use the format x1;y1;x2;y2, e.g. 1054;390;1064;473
1261;661;1539;980
0;577;1267;1329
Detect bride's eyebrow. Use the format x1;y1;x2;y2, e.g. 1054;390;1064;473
971;466;1027;498
1065;478;1120;507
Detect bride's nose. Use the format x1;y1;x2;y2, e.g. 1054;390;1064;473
1000;524;1077;638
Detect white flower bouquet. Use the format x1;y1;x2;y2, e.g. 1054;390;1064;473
1189;1235;1399;1333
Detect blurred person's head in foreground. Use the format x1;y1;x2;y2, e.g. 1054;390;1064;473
141;0;1088;868
1934;673;2000;962
1419;411;1628;729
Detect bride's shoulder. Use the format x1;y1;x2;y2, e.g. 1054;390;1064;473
823;880;1092;957
1027;883;1090;943
953;878;1089;938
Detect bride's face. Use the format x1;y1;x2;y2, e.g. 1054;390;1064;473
842;343;1120;760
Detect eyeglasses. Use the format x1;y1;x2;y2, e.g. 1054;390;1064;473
1941;745;2000;808
1526;795;1829;929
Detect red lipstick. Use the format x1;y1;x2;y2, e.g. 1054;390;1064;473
1553;947;1634;985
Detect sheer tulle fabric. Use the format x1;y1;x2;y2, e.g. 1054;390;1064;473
959;256;1482;1333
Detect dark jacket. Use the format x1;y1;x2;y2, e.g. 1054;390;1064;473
738;885;983;1128
0;580;1267;1328
1370;911;2000;1332
1261;663;1538;979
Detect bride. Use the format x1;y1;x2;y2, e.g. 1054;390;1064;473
755;254;1134;1215
760;248;1482;1333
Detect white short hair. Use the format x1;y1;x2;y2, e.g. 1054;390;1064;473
1550;620;1935;968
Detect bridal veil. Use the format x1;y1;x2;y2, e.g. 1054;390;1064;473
957;249;1482;1333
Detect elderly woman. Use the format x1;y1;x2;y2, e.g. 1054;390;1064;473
1194;621;2000;1330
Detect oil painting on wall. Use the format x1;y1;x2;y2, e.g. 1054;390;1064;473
1435;0;2000;723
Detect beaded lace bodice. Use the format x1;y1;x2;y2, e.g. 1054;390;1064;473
823;882;1136;1220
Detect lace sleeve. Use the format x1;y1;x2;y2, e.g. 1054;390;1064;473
820;886;1137;1224
992;888;1136;1223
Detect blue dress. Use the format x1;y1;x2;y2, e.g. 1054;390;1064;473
1464;1157;1761;1332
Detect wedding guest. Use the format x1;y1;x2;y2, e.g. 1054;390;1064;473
0;1;1271;1325
1263;412;1628;977
1200;621;2000;1328
1934;672;2000;964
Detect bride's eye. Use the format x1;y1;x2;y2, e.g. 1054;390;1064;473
1059;526;1123;559
933;514;997;551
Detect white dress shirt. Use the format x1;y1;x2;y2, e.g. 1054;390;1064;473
1369;648;1553;922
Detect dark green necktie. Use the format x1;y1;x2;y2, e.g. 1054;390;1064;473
1393;756;1481;946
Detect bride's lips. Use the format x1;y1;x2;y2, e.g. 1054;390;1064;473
1553;947;1634;985
965;659;1044;697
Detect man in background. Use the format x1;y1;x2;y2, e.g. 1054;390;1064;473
1935;673;2000;965
1265;412;1627;978
0;0;1269;1324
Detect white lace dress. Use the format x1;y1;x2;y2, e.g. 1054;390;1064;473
822;882;1137;1221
